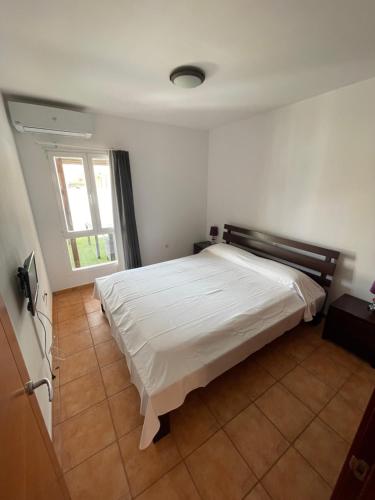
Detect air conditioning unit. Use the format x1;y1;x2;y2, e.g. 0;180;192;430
8;101;94;138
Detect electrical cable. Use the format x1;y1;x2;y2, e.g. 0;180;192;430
36;310;56;380
36;309;53;326
36;308;64;360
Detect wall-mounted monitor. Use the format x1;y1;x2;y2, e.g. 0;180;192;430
18;251;39;316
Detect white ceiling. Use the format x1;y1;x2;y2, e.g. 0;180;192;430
1;0;375;129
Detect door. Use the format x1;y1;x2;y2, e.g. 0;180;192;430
331;388;375;499
0;295;69;499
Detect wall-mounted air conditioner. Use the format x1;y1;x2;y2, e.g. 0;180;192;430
8;101;94;138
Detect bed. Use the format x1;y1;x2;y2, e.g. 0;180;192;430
94;224;340;448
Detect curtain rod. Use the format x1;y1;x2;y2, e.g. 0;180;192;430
34;140;122;152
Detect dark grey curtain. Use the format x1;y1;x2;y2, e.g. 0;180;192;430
111;150;142;269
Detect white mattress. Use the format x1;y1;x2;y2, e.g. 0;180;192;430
95;244;325;448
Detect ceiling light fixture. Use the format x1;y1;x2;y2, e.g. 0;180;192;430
170;65;205;88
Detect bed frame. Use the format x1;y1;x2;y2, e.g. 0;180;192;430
123;224;340;443
153;225;340;442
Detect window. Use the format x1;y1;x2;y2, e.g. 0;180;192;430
52;153;117;270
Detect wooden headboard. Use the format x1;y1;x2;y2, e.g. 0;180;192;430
223;224;340;289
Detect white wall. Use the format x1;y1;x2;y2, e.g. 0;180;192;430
14;114;208;291
0;97;53;432
208;77;375;303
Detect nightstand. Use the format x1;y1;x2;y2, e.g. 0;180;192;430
323;294;375;367
193;241;212;254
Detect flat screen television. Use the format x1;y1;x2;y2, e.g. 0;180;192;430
18;251;39;316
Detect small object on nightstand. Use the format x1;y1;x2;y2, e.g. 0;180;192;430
209;226;219;242
368;281;375;312
323;294;375;367
193;241;212;254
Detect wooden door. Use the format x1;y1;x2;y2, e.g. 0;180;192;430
0;296;69;499
331;388;375;499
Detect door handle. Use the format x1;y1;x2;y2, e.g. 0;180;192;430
25;378;54;402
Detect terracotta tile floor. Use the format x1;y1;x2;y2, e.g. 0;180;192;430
52;285;374;500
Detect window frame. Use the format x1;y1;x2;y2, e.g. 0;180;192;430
48;150;119;269
88;153;116;234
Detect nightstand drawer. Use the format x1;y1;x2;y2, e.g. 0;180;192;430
323;305;375;366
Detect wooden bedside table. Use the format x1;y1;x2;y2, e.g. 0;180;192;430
323;294;375;367
193;241;212;254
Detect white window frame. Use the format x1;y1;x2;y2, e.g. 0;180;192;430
48;150;119;270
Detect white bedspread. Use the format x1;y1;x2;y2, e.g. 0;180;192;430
95;244;325;448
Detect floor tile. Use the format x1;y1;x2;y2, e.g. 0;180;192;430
54;401;116;472
236;358;276;400
64;443;130;500
95;339;123;367
356;364;375;385
244;483;272;500
185;430;256;500
298;326;324;348
79;283;94;295
101;358;131;397
54;292;82;309
57;315;90;338
262;447;331;500
52;382;61;426
84;299;101;314
276;334;317;362
87;310;108;327
82;294;96;305
90;323;112;345
52;307;58;324
225;404;289;478
58;329;93;357
319;393;362;443
256;384;314;441
301;349;350;389
200;369;251;425
53;347;61;374
55;288;81;296
339;372;374;411
108;386;143;438
119;426;181;497
56;303;86;323
60;370;106;421
319;343;362;372
59;347;98;385
295;418;349;487
281;365;335;413
171;392;219;457
254;344;297;379
136;463;200;500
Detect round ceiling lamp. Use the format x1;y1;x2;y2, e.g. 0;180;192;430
170;65;205;88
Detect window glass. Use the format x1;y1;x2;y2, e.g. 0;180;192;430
67;234;116;269
54;157;92;232
92;157;114;228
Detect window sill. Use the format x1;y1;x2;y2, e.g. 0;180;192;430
71;260;118;272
